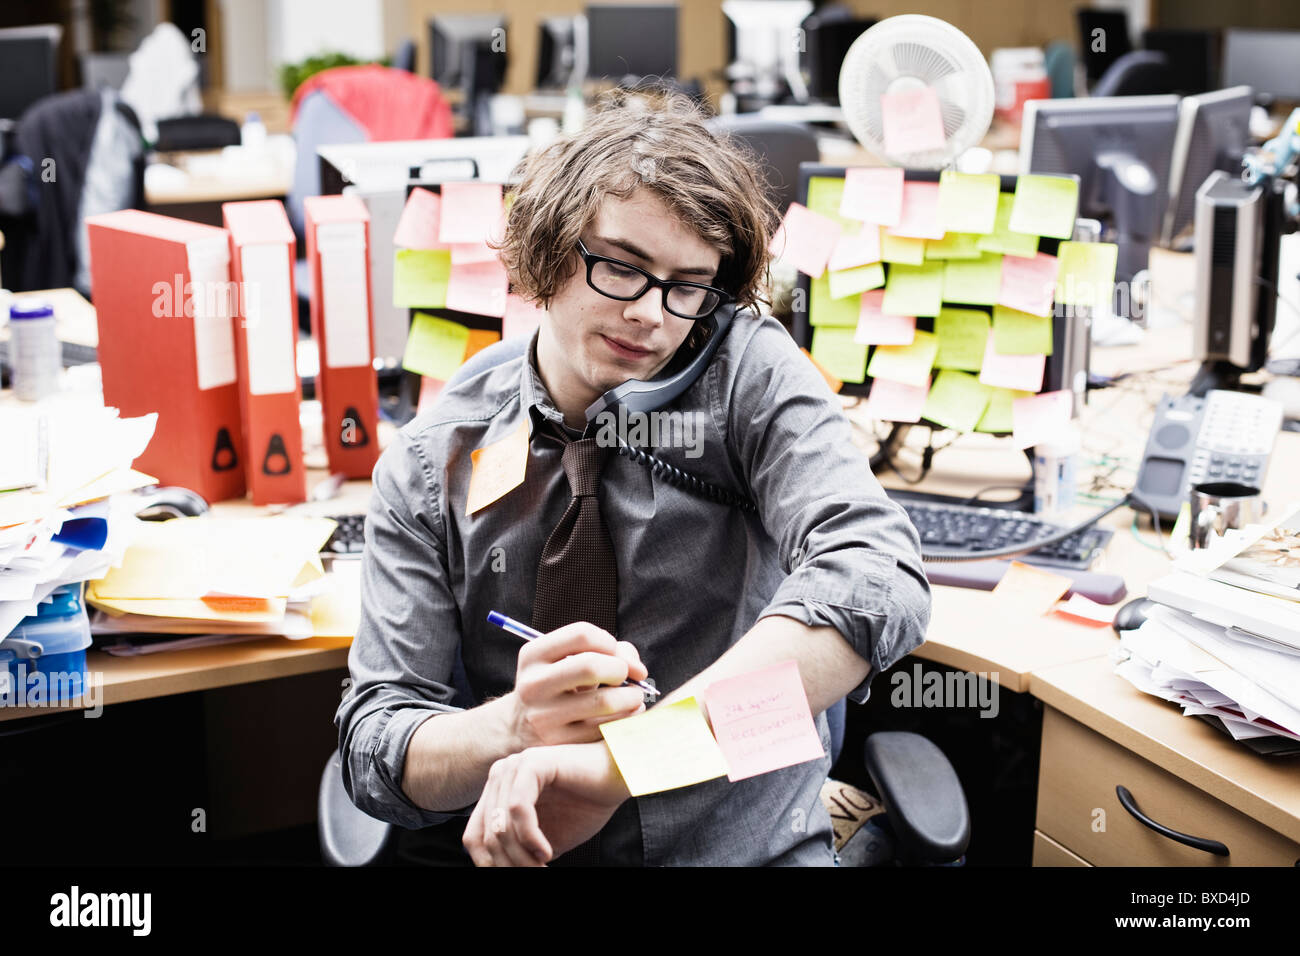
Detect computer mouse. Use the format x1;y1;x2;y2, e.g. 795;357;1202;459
1113;597;1155;635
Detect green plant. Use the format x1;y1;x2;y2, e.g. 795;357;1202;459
278;52;392;100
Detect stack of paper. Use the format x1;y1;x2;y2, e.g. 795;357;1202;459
0;407;158;640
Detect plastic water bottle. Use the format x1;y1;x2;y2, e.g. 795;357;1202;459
9;298;59;401
241;111;267;151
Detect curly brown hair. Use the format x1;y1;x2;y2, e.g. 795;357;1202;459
496;88;778;313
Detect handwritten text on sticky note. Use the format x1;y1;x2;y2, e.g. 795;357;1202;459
704;660;825;782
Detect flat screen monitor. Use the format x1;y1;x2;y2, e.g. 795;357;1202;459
0;25;61;120
537;16;578;89
1163;86;1253;247
1223;29;1300;102
1076;8;1132;87
429;14;506;88
585;3;678;80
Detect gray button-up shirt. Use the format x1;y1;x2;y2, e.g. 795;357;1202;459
335;312;930;866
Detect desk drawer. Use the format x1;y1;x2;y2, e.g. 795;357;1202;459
1036;707;1300;867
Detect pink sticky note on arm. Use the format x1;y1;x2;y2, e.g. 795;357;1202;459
864;375;929;423
703;660;826;782
770;203;841;278
855;289;916;345
886;182;945;240
438;182;504;245
998;252;1060;317
1012;389;1073;449
392;188;443;249
977;338;1045;392
840;167;904;226
880;86;948;156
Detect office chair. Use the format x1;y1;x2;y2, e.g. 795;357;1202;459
1091;50;1175;98
706;115;820;215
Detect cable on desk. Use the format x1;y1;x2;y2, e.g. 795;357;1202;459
1129;515;1169;553
1125;490;1172;557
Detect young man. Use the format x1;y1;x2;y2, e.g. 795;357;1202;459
336;90;930;866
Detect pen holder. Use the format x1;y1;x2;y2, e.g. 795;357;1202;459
1188;481;1267;550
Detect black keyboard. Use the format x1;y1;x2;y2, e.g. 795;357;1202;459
323;513;367;556
894;497;1112;570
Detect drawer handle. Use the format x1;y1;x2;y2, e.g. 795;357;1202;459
1116;786;1229;857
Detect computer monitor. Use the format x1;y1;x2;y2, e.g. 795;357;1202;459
537;16;578;89
1223;29;1300;103
0;24;62;121
1142;28;1217;95
1163;85;1253;248
801;13;876;103
1076;8;1132;88
429;14;506;88
585;3;678;80
723;0;813;105
1020;95;1179;286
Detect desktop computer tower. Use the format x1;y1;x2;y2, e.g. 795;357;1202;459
1193;170;1265;375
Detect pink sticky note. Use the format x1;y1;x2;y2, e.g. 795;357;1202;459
998;252;1060;317
854;290;916;345
1053;593;1117;626
1012;389;1073;450
417;375;445;415
445;259;508;317
840;167;904;226
886;182;945;240
703;660;826;782
864;375;929;423
392;187;443;249
880;86;947;156
451;241;498;265
828;226;882;272
978;338;1045;392
438;182;504;245
769;203;842;278
502;293;545;340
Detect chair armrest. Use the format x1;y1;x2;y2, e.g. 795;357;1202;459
863;731;970;865
318;750;397;866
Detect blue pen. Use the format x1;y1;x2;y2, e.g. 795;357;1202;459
487;611;659;697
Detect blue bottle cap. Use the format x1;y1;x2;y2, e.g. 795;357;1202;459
9;299;54;321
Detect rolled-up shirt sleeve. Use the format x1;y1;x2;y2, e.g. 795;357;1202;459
335;426;467;828
720;319;931;703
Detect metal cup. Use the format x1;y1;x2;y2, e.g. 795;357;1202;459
1188;481;1268;550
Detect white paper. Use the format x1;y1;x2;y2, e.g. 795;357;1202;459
187;238;237;390
239;243;297;396
316;222;371;369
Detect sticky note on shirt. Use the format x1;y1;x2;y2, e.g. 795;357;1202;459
1012;389;1073;450
465;419;528;516
809;272;861;327
600;697;729;797
881;233;926;265
998;251;1059;318
882;262;944;317
992;303;1053;355
977;338;1044;392
392;187;443;249
393;248;451;307
937;171;1000;235
886;182;944;240
770;202;842;278
810;327;868;383
923;369;993;433
438;182;504;245
1056;241;1119;309
840;167;904;226
828;226;882;271
975;387;1034;433
704;660;825;783
829;263;885;299
864;375;929;423
943;252;1003;306
880;86;947;157
926;232;982;260
978;193;1039;258
867;328;937;387
1008;175;1079;240
992;561;1072;616
402;312;469;380
933;307;989;371
855;290;915;345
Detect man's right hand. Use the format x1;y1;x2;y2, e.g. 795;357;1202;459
506;622;649;748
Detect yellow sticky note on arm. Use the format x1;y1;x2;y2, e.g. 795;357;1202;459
402;312;469;380
465;420;529;516
599;697;729;797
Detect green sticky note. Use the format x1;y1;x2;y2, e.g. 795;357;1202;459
926;232;983;260
882;262;944;317
809;272;861;327
942;252;1003;306
881;233;926;265
1008;175;1079;240
828;262;885;299
807;176;858;230
810;327;868;383
976;387;1034;433
394;248;452;307
977;194;1039;258
867;329;938;387
402;311;469;379
923;369;993;433
992;304;1054;355
1056;241;1119;308
938;171;1000;234
934;307;990;371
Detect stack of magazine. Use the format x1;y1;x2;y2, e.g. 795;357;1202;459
1116;506;1300;756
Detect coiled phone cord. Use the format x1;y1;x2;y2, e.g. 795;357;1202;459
614;440;758;513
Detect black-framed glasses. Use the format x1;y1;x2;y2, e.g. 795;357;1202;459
576;239;731;320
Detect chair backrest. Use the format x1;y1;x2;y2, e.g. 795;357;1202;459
1092;50;1174;97
287;89;366;240
706;115;819;215
1043;41;1076;98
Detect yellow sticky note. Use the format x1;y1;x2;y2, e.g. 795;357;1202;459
1008;175;1079;240
810;327;868;383
922;369;993;432
1056;241;1119;308
882;262;944;317
806;176;858;229
937;171;1000;234
943;252;1003;306
809;272;861;327
881;233;926;265
867;328;937;387
828;262;885;299
393;248;452;307
992;304;1054;356
402;312;469;379
975;387;1034;433
933;307;990;371
599;697;729;797
991;561;1073;616
466;419;529;516
926;232;983;260
977;193;1039;258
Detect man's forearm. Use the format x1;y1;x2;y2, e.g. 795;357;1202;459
401;694;524;813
